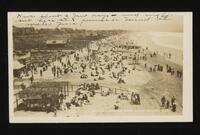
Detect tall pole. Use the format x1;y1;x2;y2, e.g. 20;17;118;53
16;95;19;110
64;84;66;96
66;81;69;96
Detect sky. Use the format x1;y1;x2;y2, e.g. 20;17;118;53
10;12;184;32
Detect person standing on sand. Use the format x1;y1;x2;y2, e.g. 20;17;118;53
169;53;172;59
30;75;34;84
171;96;176;106
171;99;176;112
57;69;59;78
149;67;152;72
176;70;179;77
153;67;156;72
166;64;168;70
40;69;43;77
53;71;56;78
53;105;57;117
161;96;166;107
166;100;170;109
180;71;183;78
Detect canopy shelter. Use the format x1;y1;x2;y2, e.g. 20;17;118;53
17;81;69;99
13;60;25;78
16;81;70;112
13;60;25;70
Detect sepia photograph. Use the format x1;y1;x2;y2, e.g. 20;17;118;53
8;12;193;123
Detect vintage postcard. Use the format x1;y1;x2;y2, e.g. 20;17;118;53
8;12;193;123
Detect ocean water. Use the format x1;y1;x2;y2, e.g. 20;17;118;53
127;32;183;65
149;32;183;50
127;32;183;50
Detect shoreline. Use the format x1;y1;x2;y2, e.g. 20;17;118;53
13;31;183;117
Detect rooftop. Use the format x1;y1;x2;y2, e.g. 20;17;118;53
46;40;67;44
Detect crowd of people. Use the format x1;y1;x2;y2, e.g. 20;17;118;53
57;83;99;113
144;53;183;79
161;96;177;112
16;33;182;115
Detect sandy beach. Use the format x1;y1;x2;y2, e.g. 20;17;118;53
14;31;183;117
